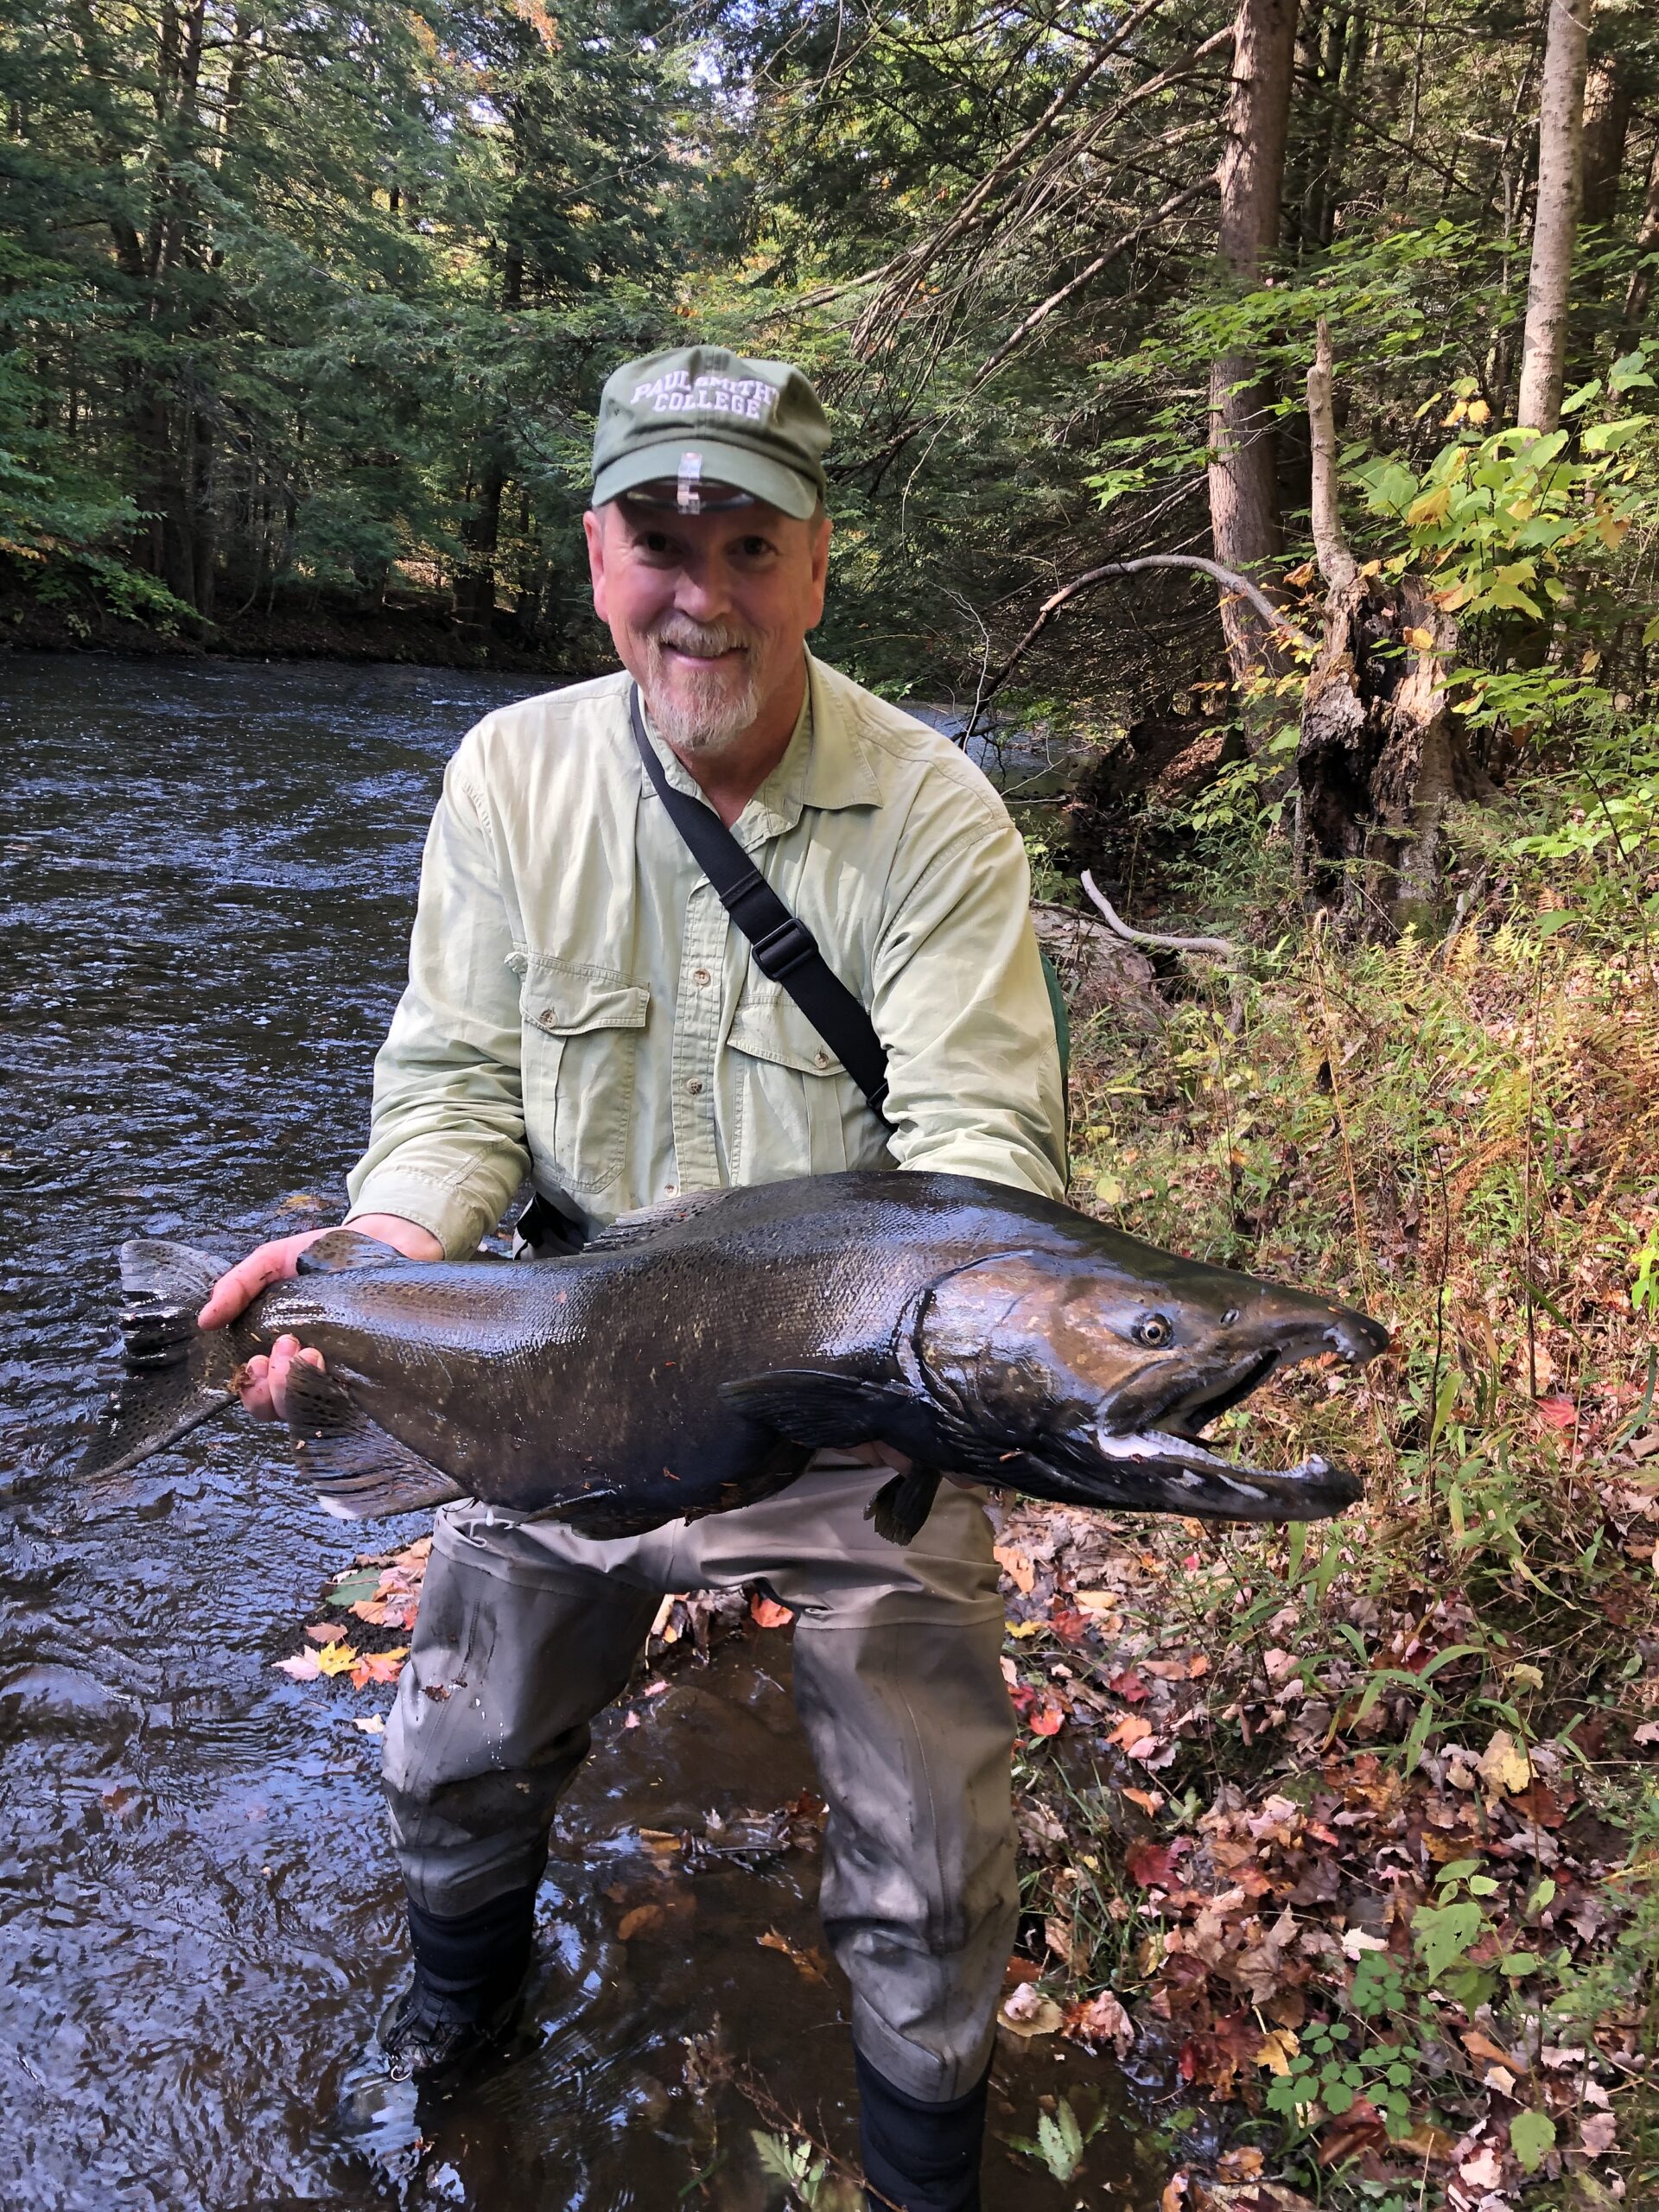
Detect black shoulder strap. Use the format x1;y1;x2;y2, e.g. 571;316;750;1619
628;684;890;1118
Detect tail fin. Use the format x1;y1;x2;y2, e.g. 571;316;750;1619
77;1240;238;1478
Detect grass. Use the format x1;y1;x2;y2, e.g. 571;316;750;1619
997;816;1659;2209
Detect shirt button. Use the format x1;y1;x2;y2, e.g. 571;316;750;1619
685;1077;703;1096
691;967;711;987
814;1050;830;1069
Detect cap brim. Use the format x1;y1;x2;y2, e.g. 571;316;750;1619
592;438;820;522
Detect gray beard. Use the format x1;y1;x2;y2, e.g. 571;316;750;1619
642;626;766;756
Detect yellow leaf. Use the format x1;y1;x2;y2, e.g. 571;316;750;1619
317;1640;359;1676
1407;486;1452;528
1256;2027;1300;2075
1357;559;1382;578
1441;399;1467;427
1428;581;1472;611
1477;1727;1532;1796
1007;1619;1045;1639
1402;626;1434;651
994;1544;1036;1594
1283;559;1317;588
1466;398;1491;425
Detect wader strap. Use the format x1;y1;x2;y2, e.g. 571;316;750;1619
628;683;891;1118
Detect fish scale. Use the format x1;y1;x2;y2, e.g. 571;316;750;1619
78;1171;1389;1542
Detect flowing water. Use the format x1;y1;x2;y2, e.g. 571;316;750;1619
0;654;1167;2211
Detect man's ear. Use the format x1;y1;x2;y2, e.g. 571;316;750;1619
582;507;608;623
805;512;831;629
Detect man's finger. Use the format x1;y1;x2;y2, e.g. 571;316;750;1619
198;1232;321;1331
238;1352;278;1421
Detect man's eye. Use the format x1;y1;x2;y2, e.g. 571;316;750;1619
734;537;774;559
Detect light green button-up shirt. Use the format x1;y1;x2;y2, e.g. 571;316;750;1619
346;653;1066;1255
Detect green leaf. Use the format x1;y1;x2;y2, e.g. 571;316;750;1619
1558;378;1601;416
1610;351;1653;394
1510;2110;1557;2171
1412;1898;1483;1980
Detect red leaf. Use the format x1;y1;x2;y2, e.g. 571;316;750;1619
1126;1838;1190;1889
751;1594;794;1630
1536;1395;1578;1430
1028;1699;1065;1738
1108;1668;1149;1702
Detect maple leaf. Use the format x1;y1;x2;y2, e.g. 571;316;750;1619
1108;1668;1150;1702
750;1594;793;1629
1126;1838;1189;1888
1028;1698;1065;1738
1535;1394;1578;1429
349;1646;408;1689
1478;1727;1532;1796
1109;1713;1154;1751
316;1640;359;1677
1255;2027;1299;2075
1580;2111;1618;2158
1122;1786;1165;1815
274;1649;322;1681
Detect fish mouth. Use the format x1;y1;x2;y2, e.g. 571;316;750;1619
1084;1424;1360;1521
1160;1348;1281;1438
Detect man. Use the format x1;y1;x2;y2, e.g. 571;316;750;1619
200;344;1066;2210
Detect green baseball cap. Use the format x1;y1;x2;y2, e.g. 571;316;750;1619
591;345;830;521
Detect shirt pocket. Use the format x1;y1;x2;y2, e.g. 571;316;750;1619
723;985;889;1179
518;957;650;1194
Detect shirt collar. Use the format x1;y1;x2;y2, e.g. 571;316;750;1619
639;650;882;847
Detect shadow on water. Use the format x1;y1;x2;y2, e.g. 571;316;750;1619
0;656;1168;2210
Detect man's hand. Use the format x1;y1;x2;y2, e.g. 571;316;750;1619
198;1212;442;1421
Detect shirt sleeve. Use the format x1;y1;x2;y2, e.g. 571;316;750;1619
344;735;531;1256
870;801;1067;1201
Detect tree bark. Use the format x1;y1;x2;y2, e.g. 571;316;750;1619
1623;146;1659;329
1298;324;1488;930
1516;0;1594;434
1207;0;1297;693
1580;49;1630;230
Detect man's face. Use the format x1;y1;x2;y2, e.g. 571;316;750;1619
583;496;830;754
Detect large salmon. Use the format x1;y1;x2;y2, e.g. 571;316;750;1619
79;1172;1388;1543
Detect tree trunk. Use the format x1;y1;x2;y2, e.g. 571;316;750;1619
1623;146;1659;329
1207;0;1297;694
1297;323;1490;931
1580;50;1630;230
1516;0;1593;433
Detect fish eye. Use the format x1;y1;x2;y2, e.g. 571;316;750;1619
1133;1313;1173;1349
1223;1307;1239;1326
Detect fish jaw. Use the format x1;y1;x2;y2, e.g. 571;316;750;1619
1085;1425;1360;1520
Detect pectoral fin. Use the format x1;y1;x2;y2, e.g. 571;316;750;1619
864;1468;943;1546
719;1370;922;1450
282;1362;462;1519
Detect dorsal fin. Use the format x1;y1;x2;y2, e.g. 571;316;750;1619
582;1188;730;1253
296;1230;406;1275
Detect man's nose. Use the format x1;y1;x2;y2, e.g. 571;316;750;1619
673;551;734;624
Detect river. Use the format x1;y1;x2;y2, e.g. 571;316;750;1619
0;654;1162;2210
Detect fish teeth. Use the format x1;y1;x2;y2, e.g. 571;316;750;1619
1092;1426;1331;1488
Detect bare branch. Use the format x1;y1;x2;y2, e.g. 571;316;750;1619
1306;316;1357;592
1081;872;1240;958
963;552;1317;735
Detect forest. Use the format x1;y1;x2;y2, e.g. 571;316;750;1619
4;0;1659;2207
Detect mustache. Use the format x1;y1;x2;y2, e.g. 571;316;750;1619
650;617;753;658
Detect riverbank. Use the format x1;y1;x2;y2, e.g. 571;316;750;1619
0;575;584;677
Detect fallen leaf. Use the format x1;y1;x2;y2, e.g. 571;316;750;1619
1318;2096;1386;2167
998;1980;1063;2037
1395;2122;1456;2164
1122;1785;1165;1815
350;1646;408;1689
1459;2146;1503;2190
1044;1916;1079;1970
1478;1728;1532;1796
1402;625;1434;650
1028;1699;1065;1738
317;1641;359;1677
281;1192;323;1210
1256;2027;1299;2076
1340;1926;1389;1960
305;1622;348;1645
1109;1712;1154;1751
1215;2148;1264;2183
617;1903;665;1941
274;1650;322;1681
1459;2028;1514;2068
1003;1955;1042;1990
1109;1667;1150;1702
993;1544;1035;1594
1126;1838;1189;1889
1580;2111;1617;2158
757;1928;830;1984
1484;2064;1518;2096
352;1713;386;1735
1535;1394;1578;1429
1065;1988;1134;2056
1160;2174;1189;2212
750;1594;793;1630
